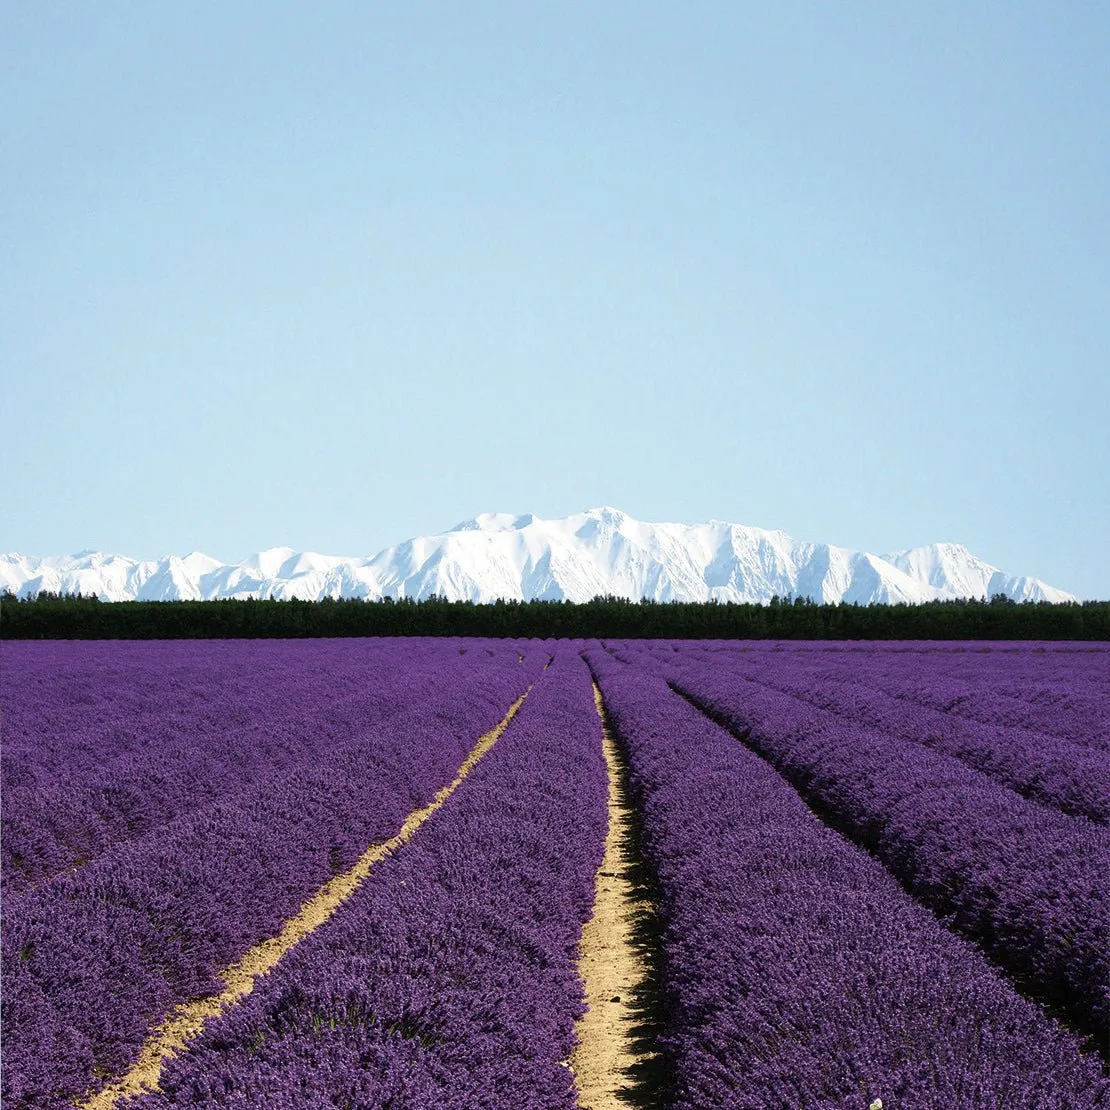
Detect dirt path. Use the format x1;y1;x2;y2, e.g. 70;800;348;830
79;688;532;1110
570;683;660;1109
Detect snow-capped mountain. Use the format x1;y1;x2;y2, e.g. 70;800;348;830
0;508;1075;605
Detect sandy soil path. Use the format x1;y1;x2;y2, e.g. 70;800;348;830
570;683;660;1109
79;688;531;1110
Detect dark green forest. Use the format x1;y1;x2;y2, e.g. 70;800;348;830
2;591;1108;640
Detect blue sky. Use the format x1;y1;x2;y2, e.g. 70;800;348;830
4;3;1108;597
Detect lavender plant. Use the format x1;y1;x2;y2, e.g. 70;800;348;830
133;653;606;1109
589;650;1108;1108
1;640;541;1108
647;645;1110;1044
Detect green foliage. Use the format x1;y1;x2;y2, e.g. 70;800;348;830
1;590;1106;640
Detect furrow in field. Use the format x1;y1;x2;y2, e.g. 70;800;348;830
587;651;1109;1107
570;683;661;1110
733;666;1110;824
77;688;531;1110
4;650;539;1109
1;641;545;898
123;651;607;1108
662;669;1110;1051
664;643;1110;823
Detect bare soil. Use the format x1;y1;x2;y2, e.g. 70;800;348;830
570;683;659;1109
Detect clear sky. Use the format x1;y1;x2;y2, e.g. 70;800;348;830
4;3;1108;597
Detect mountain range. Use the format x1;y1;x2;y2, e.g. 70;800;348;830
1;508;1075;605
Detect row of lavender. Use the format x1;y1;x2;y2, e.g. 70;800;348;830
588;649;1109;1107
825;642;1110;749
2;640;539;896
1;640;546;1109
621;641;1110;1046
656;641;1110;822
131;652;606;1108
663;640;1110;749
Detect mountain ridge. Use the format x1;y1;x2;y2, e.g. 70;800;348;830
1;508;1076;605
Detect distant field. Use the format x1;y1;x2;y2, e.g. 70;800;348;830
3;639;1108;1108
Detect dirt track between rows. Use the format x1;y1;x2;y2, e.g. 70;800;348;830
570;683;659;1109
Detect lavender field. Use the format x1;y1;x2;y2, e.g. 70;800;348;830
2;639;1108;1109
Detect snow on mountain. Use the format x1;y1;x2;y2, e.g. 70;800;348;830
884;542;1072;603
0;508;1076;605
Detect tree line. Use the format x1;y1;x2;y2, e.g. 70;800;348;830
2;591;1107;640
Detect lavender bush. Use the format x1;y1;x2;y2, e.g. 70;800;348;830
1;640;541;1109
646;645;1110;1044
133;652;606;1109
1;639;547;896
654;642;1110;822
589;650;1109;1108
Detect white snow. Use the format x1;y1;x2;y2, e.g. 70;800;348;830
0;508;1077;605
